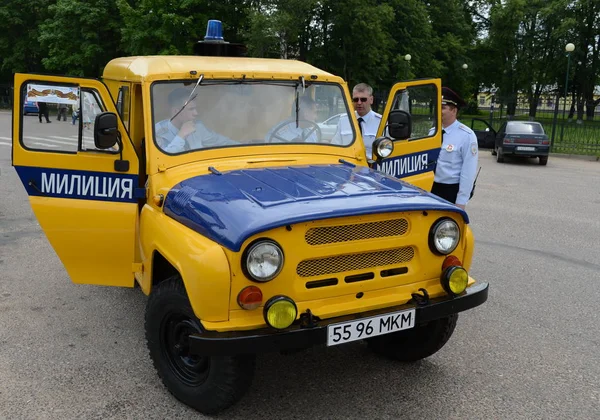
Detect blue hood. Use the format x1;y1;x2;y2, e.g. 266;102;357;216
163;164;467;251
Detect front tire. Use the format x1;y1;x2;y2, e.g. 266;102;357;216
145;277;255;414
367;314;458;362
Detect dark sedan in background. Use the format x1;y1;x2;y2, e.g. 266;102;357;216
471;119;550;165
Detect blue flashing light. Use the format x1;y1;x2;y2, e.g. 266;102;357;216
204;20;224;41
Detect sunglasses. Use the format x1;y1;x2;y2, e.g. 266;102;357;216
352;97;369;103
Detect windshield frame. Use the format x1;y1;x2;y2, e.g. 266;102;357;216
149;78;356;156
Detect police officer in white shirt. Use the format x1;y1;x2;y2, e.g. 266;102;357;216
331;83;382;158
432;87;479;210
155;87;236;153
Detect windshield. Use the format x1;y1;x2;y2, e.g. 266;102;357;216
151;80;354;154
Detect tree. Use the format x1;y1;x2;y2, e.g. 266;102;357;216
426;0;477;100
116;0;254;56
0;0;53;80
39;0;123;77
314;0;395;88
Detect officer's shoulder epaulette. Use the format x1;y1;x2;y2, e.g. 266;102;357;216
373;112;382;119
458;123;474;134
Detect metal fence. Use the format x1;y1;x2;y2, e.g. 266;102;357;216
480;112;600;155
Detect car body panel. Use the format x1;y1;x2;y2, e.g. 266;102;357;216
12;73;140;287
470;118;496;149
23;100;38;115
163;164;468;252
374;80;442;191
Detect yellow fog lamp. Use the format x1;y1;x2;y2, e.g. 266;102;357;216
441;266;469;296
263;296;297;330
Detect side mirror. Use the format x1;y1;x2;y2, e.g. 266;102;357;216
387;110;412;140
94;112;119;149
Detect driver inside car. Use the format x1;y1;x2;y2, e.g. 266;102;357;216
155;87;237;153
264;95;321;143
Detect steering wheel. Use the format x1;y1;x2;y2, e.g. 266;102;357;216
267;119;322;143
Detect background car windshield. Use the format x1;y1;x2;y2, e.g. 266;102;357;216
506;122;545;134
152;81;352;153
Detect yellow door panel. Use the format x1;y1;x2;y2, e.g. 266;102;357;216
12;73;141;287
29;197;138;286
375;79;442;191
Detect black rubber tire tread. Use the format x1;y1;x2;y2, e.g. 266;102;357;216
367;314;458;362
145;276;255;414
496;147;505;162
539;156;548;165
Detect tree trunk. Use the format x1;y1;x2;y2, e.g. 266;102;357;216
568;91;576;120
586;98;599;121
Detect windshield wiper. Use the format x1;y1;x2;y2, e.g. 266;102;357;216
170;74;204;122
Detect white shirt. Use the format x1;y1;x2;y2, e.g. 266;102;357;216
331;110;382;158
155;119;236;153
434;119;479;205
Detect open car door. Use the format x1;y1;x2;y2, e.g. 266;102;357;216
12;74;141;287
374;79;442;191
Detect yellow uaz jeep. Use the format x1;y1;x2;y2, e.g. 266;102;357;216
12;21;487;414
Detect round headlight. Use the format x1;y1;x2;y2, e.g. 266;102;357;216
430;218;460;255
376;138;394;158
245;240;284;282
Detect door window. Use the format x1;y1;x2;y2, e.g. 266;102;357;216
116;86;130;130
388;84;437;141
21;82;114;154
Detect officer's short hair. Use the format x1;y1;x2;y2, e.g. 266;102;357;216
168;87;193;108
353;83;373;96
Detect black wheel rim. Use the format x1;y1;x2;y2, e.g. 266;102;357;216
160;312;209;387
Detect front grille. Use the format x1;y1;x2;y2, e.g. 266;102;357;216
305;218;409;245
297;247;415;278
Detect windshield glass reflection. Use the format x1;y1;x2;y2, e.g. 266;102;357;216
151;81;354;154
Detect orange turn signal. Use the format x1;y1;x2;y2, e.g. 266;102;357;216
442;255;462;271
237;286;263;310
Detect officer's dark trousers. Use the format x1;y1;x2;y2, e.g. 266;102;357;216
431;182;459;204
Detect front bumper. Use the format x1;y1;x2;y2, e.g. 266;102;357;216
189;282;489;356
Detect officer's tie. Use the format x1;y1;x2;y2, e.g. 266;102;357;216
441;129;446;145
357;117;364;135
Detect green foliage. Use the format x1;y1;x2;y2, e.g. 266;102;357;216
0;0;53;80
39;0;123;77
0;0;598;126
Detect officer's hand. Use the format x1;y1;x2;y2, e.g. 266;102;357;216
178;121;196;139
456;204;466;210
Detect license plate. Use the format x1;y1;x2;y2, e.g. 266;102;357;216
327;309;416;346
516;146;536;151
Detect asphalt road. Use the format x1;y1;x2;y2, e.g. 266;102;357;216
1;110;600;419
